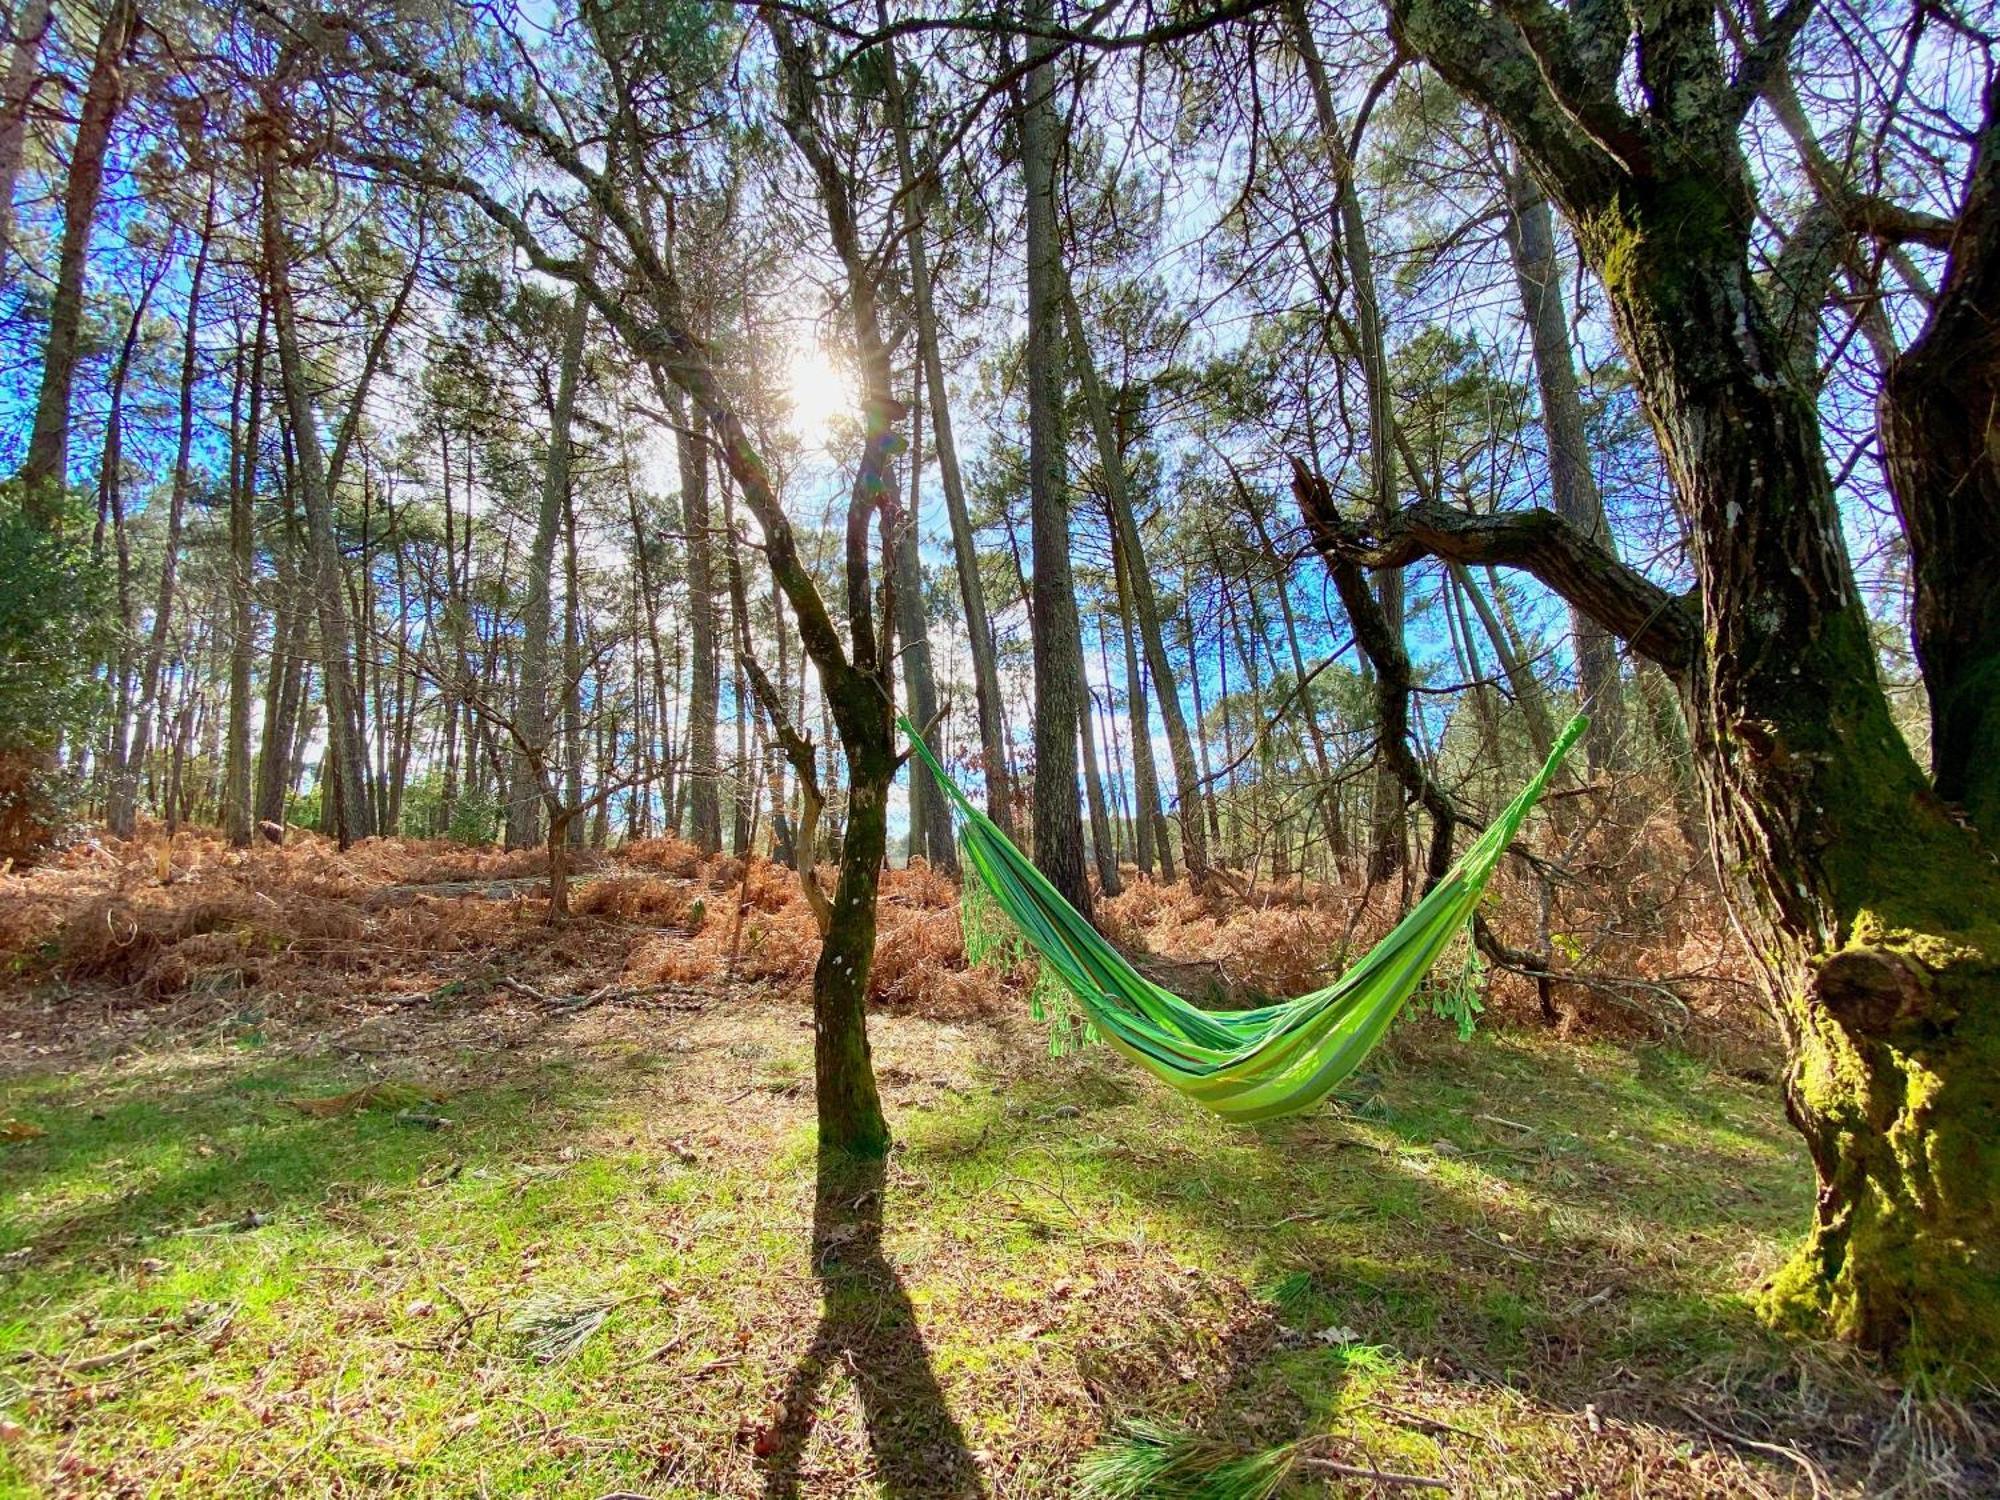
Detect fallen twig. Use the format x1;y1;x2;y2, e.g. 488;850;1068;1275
1673;1401;1830;1500
1299;1454;1450;1489
1366;1399;1496;1446
67;1330;170;1374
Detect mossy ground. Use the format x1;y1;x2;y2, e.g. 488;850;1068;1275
1;980;1959;1498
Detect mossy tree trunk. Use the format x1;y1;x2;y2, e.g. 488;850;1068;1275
1371;0;2000;1366
810;697;893;1159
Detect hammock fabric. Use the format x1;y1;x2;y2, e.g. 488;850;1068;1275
903;713;1588;1123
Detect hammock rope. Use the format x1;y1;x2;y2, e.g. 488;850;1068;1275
902;713;1588;1122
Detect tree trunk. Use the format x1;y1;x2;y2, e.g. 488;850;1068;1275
95;251;164;832
1502;165;1625;770
880;34;1014;834
668;378;723;854
1290;0;1406;882
890;381;957;871
1183;598;1223;855
1452;561;1557;764
1111;514;1168;879
1877;85;2000;841
1247;500;1347;877
0;0;52;276
1380;1;2000;1361
1021;10;1093;919
562;486;585;848
815;721;893;1158
1577;181;1999;1364
225;296;268;847
18;0;135;517
117;186;215;835
1079;672;1122;894
1063;285;1210;886
260;116;372;847
509;273;593;850
720;467;760;861
256;518;302;834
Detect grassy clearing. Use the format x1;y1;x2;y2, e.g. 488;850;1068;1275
0;988;1933;1498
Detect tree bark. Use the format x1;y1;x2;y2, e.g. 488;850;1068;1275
1246;498;1348;876
0;0;52;276
509;272;593;850
1064;285;1210;886
1501;164;1625;770
667;377;723;855
880;39;1013;836
1078;665;1122;894
1110;510;1170;879
1381;0;2000;1361
256;507;302;834
1021;11;1093;919
562;484;585;848
259;113;372;847
1289;0;1407;882
225;296;268;847
18;0;136;517
115;184;215;836
1878;77;2000;842
94;248;164;828
890;378;957;871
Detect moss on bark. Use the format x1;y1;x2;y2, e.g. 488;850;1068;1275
1764;860;2000;1375
1764;982;2000;1375
812;743;892;1161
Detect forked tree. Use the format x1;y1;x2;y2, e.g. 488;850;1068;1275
314;8;904;1154
1319;0;2000;1362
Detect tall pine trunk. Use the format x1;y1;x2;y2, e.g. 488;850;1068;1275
1111;515;1169;879
508;273;593;849
116;187;215;835
259;113;372;847
1021;5;1093;918
224;297;268;847
1065;285;1209;886
880;36;1014;834
0;0;52;276
1290;0;1406;881
890;377;957;871
1502;166;1625;770
18;0;135;517
668;379;723;854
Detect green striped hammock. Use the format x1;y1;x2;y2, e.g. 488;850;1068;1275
903;714;1586;1123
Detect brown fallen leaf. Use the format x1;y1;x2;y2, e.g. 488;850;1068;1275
1;1118;46;1142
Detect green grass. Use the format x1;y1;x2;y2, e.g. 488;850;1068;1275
0;1005;1884;1496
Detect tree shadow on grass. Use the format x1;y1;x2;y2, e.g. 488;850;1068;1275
939;1034;1871;1488
759;1143;984;1500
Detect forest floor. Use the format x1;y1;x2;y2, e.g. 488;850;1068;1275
0;831;1992;1497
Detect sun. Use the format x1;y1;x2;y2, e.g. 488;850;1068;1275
785;345;857;444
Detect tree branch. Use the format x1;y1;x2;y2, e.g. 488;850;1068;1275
1386;0;1642;201
1292;469;1699;676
